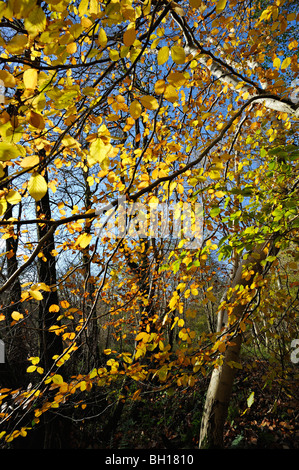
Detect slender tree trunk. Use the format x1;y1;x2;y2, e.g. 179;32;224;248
0;168;26;388
35;169;62;372
199;235;280;448
35;168;67;449
81;166;98;369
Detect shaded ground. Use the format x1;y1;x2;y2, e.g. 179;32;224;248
103;360;299;450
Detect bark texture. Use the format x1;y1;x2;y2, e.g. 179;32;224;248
199;234;280;448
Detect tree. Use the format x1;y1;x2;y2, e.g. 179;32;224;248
0;0;298;448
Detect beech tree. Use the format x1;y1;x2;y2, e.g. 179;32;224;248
0;0;298;449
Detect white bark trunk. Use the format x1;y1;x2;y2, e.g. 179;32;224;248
170;11;299;118
199;235;280;448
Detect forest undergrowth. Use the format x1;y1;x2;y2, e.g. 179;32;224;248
64;359;298;450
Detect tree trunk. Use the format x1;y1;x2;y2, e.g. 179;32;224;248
199;234;280;448
35;169;62;371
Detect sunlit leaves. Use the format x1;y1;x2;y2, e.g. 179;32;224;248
129;100;142;119
281;57;291;70
27;357;44;374
74;233;92;249
0;142;20;161
87;136;118;169
97;28;107;47
140;95;159;110
11;311;24;322
20;155;39;169
216;0;227;13
0;70;16;87
23;68;38;89
171;45;186;64
6;190;21;205
24;6;47;37
157;46;169;65
123;26;136;47
27;172;48;201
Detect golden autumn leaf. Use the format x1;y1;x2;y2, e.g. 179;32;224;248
123;26;136;47
28;289;43;300
23;68;38;89
216;0;227;13
75;232;92;249
6;190;21;205
140;95;159;110
28;172;48;201
52;374;64;385
171;45;186;64
49;304;60;312
129;100;142;119
0;142;20;161
97;28;107;47
28;110;45;129
157;46;169;65
281;57;291;70
20;155;39;168
189;0;202;7
0;69;16;87
164;84;179;103
11;311;24;321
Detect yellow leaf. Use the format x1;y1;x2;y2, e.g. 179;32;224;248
28;289;43;300
154;79;166;95
273;57;281;69
171;45;186;64
49;304;60;312
27;365;37;373
189;0;202;7
11;311;24;321
24;6;46;37
6;190;21;205
97;28;107;47
0;198;7;216
52;374;64;385
0;70;16;87
157;46;169;65
123;27;136;47
29;356;40;365
109;49;119;61
164;84;179;103
215;190;225;198
168;71;187;89
23;68;38;89
216;0;227;13
60;300;70;308
75;233;92;249
28;172;47;201
0;142;20;161
281;57;291;70
129;100;142;119
169;291;179;310
20;155;39;169
140;95;159;110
